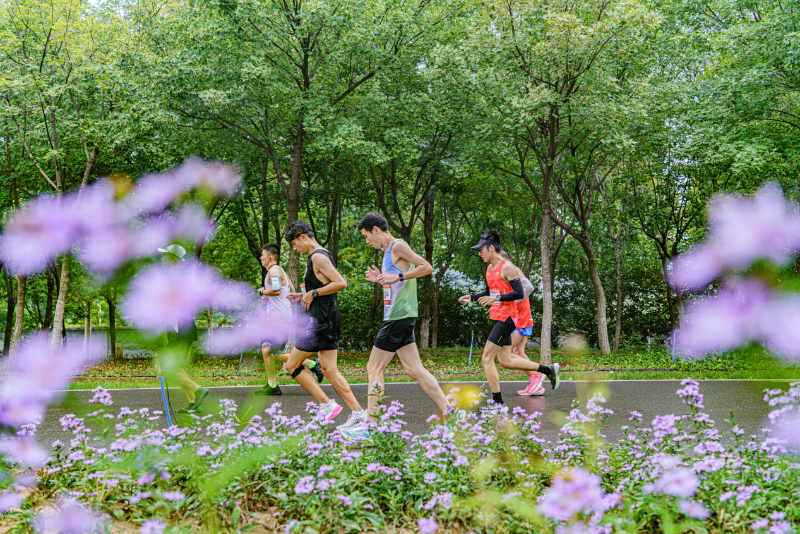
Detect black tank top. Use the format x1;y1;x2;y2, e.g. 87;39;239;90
304;250;341;330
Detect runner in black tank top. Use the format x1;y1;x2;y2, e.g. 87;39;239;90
297;249;341;351
283;221;365;426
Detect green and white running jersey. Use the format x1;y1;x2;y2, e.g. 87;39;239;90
382;239;417;321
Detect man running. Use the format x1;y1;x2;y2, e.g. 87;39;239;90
156;245;209;414
283;221;366;424
341;213;464;442
498;249;545;396
255;243;323;396
459;231;560;410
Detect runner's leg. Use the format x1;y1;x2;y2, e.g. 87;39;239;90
481;341;504;393
176;368;200;402
511;331;535;378
262;345;277;387
497;348;547;373
317;349;362;411
285;347;330;404
396;343;450;414
365;345;394;418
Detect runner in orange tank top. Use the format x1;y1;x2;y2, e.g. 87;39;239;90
499;249;546;396
459;231;560;410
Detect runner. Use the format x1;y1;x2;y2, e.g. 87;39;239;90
459;231;560;410
498;249;546;396
255;242;323;396
155;244;210;414
283;221;366;423
341;213;465;442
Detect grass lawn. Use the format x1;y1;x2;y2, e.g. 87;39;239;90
70;345;800;390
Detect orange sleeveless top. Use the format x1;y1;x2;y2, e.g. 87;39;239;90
515;297;534;329
486;260;518;322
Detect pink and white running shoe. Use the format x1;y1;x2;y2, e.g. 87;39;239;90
319;400;343;421
517;373;545;396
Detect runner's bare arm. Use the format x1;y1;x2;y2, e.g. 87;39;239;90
261;265;283;297
376;241;432;284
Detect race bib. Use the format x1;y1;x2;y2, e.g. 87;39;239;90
383;284;392;305
301;283;307;296
490;291;500;307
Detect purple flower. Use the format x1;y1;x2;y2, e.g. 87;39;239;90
294;476;315;495
162;491;185;502
336;494;352;506
204;307;306;354
0;493;21;513
424;472;438;483
139;519;167;534
538;468;605;522
677;500;710;519
651;468;699;498
0;196;81;275
122;261;252;333
671;183;800;290
35;500;106;533
418;516;439;534
751;518;769;530
90;387;113;406
137;473;156;485
0;438;48;467
770;522;791;534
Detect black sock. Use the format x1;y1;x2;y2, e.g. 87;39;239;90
492;391;504;405
538;365;552;377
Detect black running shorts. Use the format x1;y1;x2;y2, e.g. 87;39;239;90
294;318;339;353
374;318;416;353
487;317;516;347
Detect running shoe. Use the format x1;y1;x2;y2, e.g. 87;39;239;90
254;385;283;396
310;359;325;384
337;410;367;431
175;386;210;413
444;408;467;436
548;363;561;390
341;422;373;443
518;373;545;396
318;400;343;421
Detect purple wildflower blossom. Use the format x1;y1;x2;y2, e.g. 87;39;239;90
418;516;439;534
0;493;21;514
677;500;710;519
0;438;48;467
294;476;315;495
162;491;185;502
139;519;167;534
424;472;438;483
122;261;252;333
35;500;106;533
538;468;605;522
651;468;699;498
751;518;769;530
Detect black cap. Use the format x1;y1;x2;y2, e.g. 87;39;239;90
471;237;500;250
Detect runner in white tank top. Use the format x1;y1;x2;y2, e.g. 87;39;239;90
256;244;323;396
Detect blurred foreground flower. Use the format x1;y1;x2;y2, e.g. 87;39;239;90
35;499;107;534
538;467;605;522
670;183;800;360
670;183;800;290
122;261;253;334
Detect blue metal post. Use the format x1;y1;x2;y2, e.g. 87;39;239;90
237;345;245;377
468;331;474;369
159;376;173;428
671;329;677;367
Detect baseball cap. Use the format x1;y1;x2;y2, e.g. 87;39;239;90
157;244;187;260
471;231;501;250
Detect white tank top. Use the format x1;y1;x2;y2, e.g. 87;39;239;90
264;265;292;322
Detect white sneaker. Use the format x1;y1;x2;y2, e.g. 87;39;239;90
318;400;343;421
337;410;367;431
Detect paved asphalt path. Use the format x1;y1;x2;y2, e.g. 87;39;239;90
37;379;790;447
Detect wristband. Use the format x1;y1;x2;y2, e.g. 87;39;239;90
312;289;319;298
399;272;404;281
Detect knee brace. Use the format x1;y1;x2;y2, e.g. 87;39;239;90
290;365;304;379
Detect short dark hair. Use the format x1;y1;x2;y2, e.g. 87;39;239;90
482;230;503;251
284;220;314;242
261;243;280;261
357;212;388;233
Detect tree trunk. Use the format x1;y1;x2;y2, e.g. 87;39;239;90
285;123;304;288
9;275;27;357
582;237;611;355
662;259;676;331
419;194;434;349
84;300;92;350
50;254;72;352
43;267;55;330
539;185;554;365
105;291;117;360
3;269;15;357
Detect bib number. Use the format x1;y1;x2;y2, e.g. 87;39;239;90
490;291;500;307
301;283;307;296
383;284;392;305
